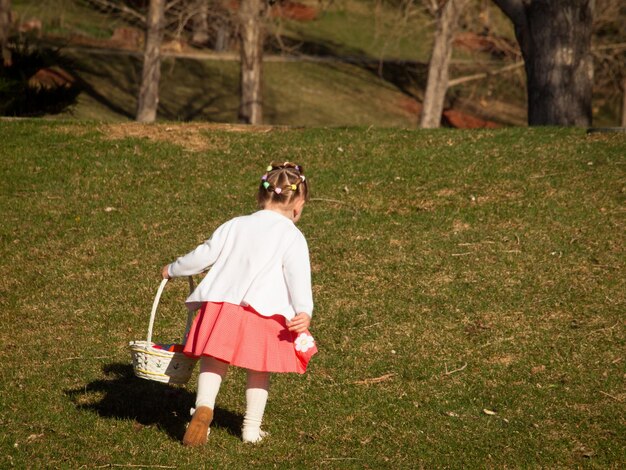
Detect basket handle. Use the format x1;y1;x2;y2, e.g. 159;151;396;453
146;276;196;345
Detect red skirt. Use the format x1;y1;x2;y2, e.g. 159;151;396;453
183;302;317;374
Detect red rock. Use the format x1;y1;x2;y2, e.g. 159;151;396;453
271;1;318;21
110;27;143;49
442;109;500;129
397;97;422;116
18;18;42;35
28;67;75;90
453;32;519;59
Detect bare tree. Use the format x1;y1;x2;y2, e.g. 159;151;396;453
622;78;626;127
136;0;166;123
191;0;210;46
0;0;11;66
238;0;266;124
420;0;468;128
592;0;626;127
492;0;594;126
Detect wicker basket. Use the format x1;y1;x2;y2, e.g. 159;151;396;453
129;277;198;385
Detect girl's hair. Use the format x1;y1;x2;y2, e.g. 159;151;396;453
257;161;309;208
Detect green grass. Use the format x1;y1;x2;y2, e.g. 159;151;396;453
276;0;434;61
1;121;625;468
13;0;126;38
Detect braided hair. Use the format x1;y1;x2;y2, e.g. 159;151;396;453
257;161;309;208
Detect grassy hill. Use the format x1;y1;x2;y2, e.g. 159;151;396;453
1;120;624;467
44;47;426;127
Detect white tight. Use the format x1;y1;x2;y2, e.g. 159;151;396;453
196;356;229;409
196;356;270;442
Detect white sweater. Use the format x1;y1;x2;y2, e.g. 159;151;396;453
167;210;313;320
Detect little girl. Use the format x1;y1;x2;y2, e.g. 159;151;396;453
162;162;317;446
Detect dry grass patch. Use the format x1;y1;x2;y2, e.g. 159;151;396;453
98;122;278;152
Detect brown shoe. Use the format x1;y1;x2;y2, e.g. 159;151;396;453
183;406;213;447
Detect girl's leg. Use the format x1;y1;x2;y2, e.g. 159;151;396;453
242;369;270;443
196;356;229;409
183;356;229;447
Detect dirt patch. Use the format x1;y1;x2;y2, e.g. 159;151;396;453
487;354;516;366
452;219;471;232
436;188;457;197
99;122;276;152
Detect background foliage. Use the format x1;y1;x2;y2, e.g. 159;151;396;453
6;0;626;126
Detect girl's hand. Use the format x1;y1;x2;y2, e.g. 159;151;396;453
287;313;311;334
161;265;171;279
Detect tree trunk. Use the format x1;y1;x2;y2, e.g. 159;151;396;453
492;0;594;126
420;0;467;128
215;21;228;52
622;78;626;128
0;0;11;67
238;0;265;125
136;0;165;123
192;0;210;46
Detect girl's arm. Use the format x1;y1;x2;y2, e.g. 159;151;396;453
165;220;232;278
161;264;171;279
287;313;311;333
283;233;314;319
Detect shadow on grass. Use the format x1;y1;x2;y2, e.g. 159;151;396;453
48;34;426;122
55;51;139;119
269;33;429;99
65;363;243;442
0;41;81;117
55;49;240;122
